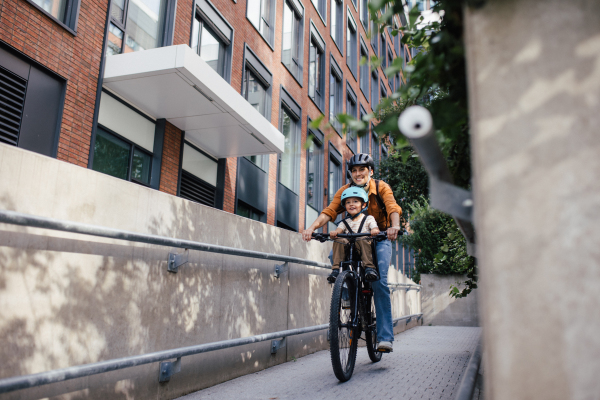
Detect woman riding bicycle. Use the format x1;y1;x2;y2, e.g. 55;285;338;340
302;153;402;352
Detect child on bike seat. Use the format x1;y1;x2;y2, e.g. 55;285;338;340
328;187;380;283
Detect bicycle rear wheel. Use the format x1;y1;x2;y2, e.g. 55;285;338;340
329;270;359;382
365;294;382;362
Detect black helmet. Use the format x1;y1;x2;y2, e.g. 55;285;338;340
347;153;374;172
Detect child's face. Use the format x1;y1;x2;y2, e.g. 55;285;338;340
344;197;364;214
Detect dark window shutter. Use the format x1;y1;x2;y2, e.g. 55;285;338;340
0;67;27;146
180;170;217;207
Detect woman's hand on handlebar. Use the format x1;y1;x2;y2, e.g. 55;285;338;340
302;228;315;242
386;226;401;241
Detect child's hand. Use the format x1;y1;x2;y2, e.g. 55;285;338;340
371;228;380;236
330;230;338;239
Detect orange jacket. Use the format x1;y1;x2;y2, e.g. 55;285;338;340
322;179;402;231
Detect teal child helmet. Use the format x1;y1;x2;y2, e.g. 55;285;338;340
340;187;369;207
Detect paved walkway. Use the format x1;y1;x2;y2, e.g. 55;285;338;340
178;326;481;400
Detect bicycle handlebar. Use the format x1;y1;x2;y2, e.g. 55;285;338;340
311;232;388;243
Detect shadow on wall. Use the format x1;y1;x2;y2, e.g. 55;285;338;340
0;191;306;399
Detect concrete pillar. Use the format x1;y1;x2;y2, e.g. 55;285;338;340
464;1;600;399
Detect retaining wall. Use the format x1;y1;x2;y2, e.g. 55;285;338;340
421;274;478;327
0;143;421;400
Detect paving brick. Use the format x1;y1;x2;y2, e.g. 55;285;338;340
177;326;481;400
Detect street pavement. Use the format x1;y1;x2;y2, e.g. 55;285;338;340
177;326;482;400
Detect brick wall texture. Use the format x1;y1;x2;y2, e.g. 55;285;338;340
1;0;411;231
0;0;107;167
159;122;183;195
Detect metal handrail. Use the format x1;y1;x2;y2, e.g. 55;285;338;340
0;313;424;394
0;210;331;269
454;336;483;400
0;209;424;290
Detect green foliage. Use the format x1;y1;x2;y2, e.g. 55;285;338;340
375;151;428;228
399;200;475;291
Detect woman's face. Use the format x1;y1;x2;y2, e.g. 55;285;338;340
351;166;372;186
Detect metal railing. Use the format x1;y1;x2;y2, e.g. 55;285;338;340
0;209;422;393
455;336;483;400
0;312;423;394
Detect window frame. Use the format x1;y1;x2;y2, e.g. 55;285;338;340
242;45;272;171
346;82;357;154
380;33;386;67
329;55;343;136
359;104;369;154
328;142;343;204
306;117;325;227
309;0;327;25
359;36;369;101
359;0;368;30
281;0;305;85
371;69;378;109
246;0;276;48
107;0;174;54
371;128;380;167
190;0;234;82
94;124;154;187
330;0;344;55
308;21;326;112
387;44;393;78
278;86;302;194
346;8;358;81
380;79;387;100
25;0;81;34
370;19;379;55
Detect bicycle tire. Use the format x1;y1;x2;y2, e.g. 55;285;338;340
329;270;359;382
365;295;383;363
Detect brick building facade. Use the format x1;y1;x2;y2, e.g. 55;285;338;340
0;0;428;275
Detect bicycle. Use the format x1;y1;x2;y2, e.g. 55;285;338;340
312;231;389;382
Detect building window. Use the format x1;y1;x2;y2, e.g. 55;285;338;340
372;129;379;167
309;22;326;111
371;70;378;108
237;200;264;221
93;127;153;185
180;142;218;207
370;20;378;55
191;17;225;77
94;91;158;187
107;0;168;55
346;11;358;79
247;0;275;45
328;145;343;232
380;34;386;66
27;0;80;31
360;0;368;29
310;0;326;23
330;0;343;53
282;0;304;83
190;1;233;81
381;80;387;99
387;45;393;76
306;123;324;229
279;104;301;193
394;25;401;55
359;105;369;153
243;46;272;170
329;56;343;135
346;84;357;153
359;38;369;101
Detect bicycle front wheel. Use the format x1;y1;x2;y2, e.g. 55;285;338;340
365;294;382;362
329;270;359;382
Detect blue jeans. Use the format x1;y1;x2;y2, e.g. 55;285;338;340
328;240;394;343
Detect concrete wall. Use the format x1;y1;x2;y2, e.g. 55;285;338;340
0;143;421;400
421;274;478;327
465;1;600;399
